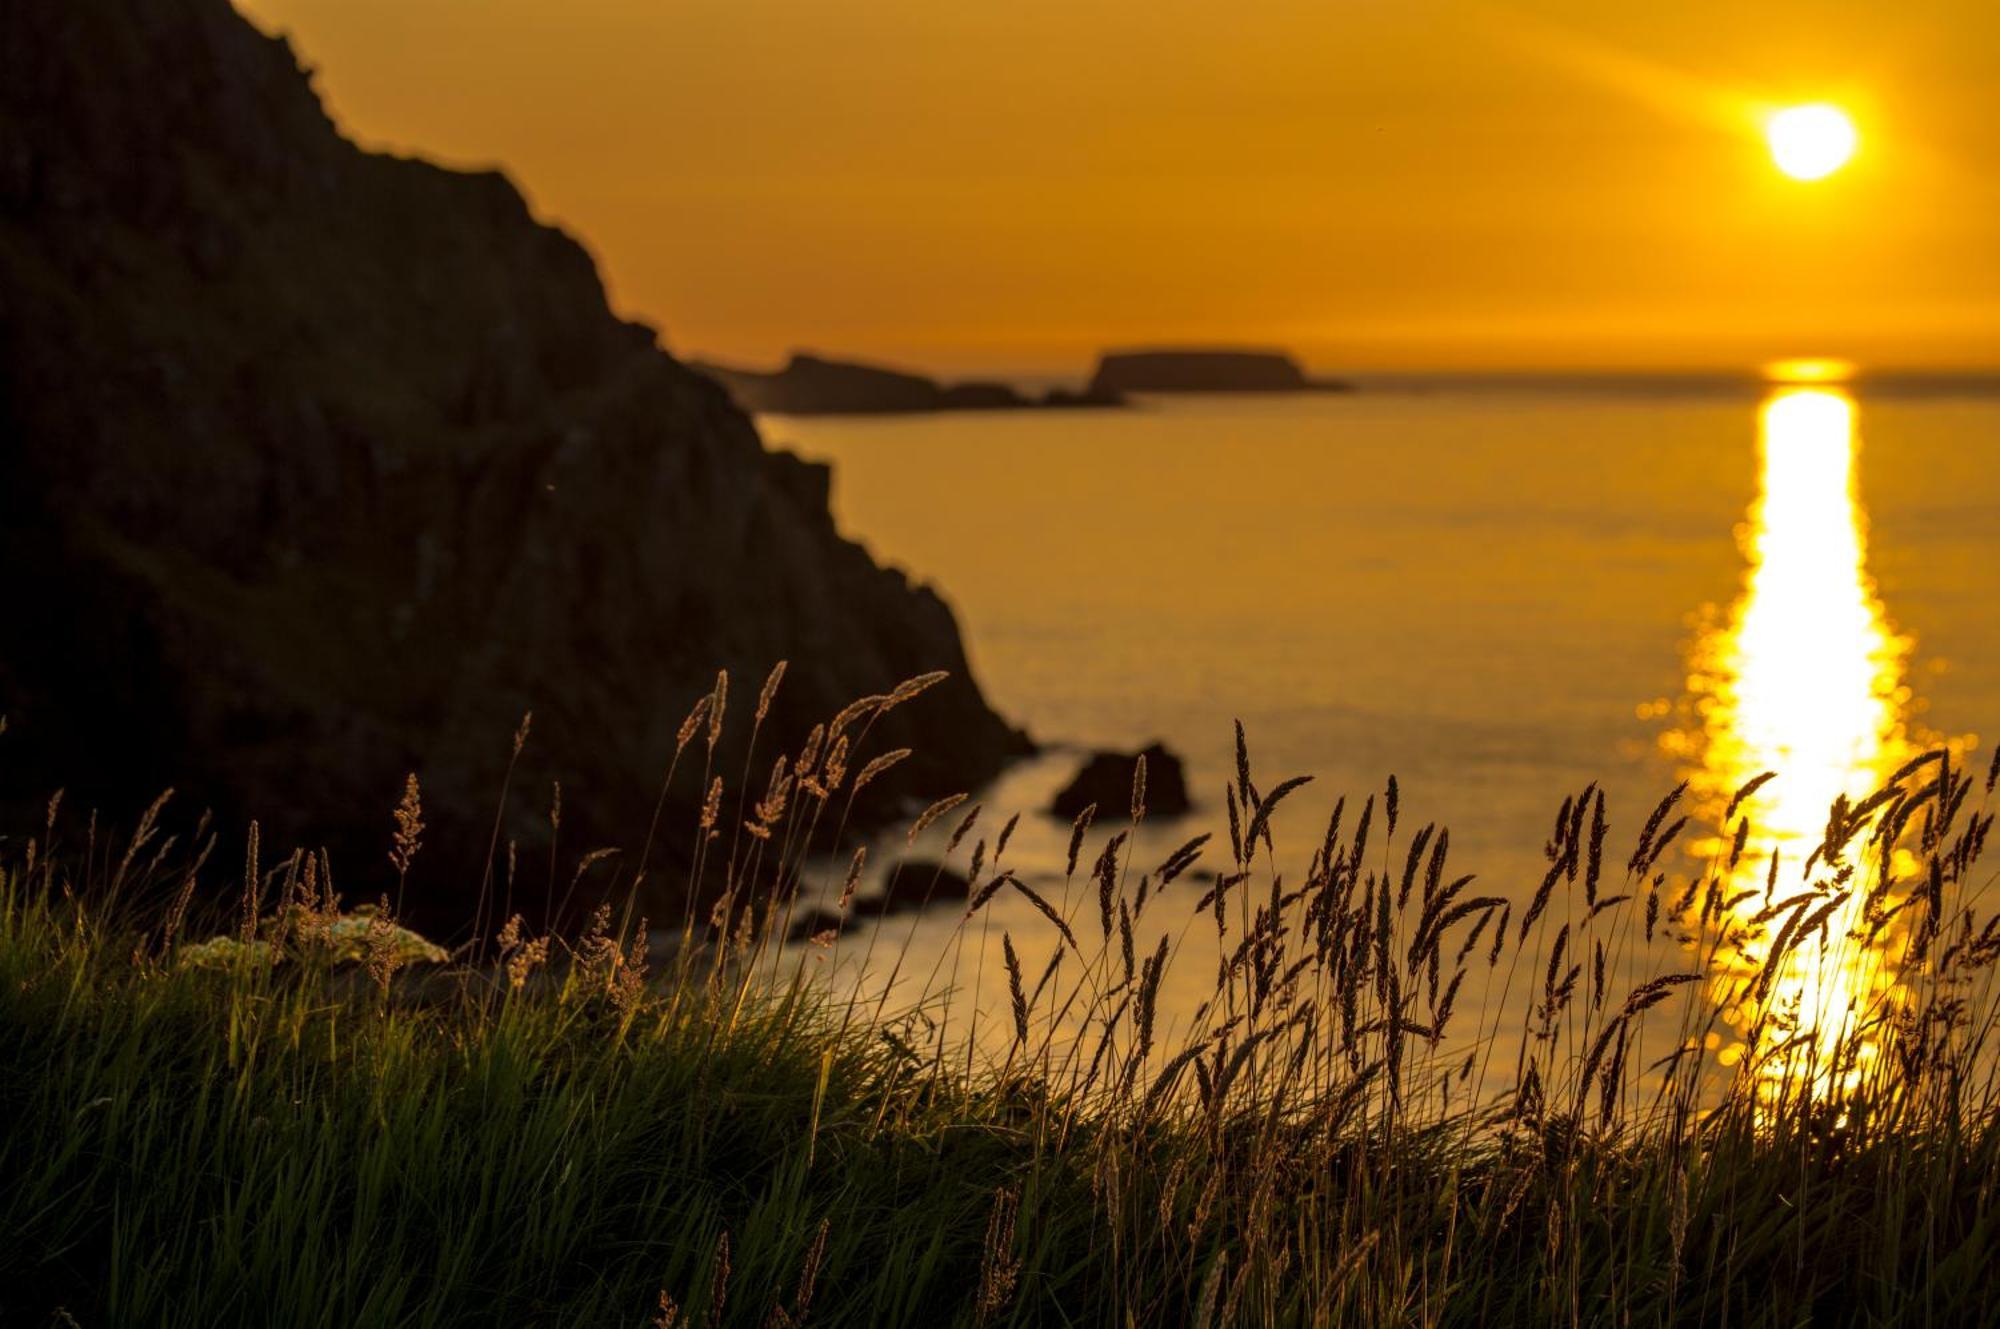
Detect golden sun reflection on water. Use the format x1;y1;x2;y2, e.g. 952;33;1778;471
1681;387;1916;1069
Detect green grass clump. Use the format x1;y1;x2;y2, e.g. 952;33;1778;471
4;673;2000;1326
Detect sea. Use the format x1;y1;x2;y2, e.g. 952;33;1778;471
754;380;2000;1068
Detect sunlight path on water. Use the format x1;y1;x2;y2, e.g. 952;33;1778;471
1683;387;1915;1074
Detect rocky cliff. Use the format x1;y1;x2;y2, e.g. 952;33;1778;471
0;0;1026;926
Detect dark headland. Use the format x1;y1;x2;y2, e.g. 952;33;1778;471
693;352;1124;416
1087;348;1352;395
0;0;1027;928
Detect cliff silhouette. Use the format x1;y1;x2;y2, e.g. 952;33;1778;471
0;0;1025;926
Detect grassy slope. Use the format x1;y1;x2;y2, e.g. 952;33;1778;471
3;914;1998;1324
4;701;2000;1326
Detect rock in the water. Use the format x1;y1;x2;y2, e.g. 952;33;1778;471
783;907;848;946
0;0;1028;931
853;859;974;916
1050;744;1192;820
783;857;973;943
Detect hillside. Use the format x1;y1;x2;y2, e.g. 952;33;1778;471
0;0;1025;925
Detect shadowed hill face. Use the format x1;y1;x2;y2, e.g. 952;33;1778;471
0;0;1024;929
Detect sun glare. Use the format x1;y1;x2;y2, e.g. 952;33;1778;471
1766;104;1857;180
1765;357;1855;385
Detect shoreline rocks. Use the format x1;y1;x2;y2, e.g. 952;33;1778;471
1049;743;1192;820
785;857;973;943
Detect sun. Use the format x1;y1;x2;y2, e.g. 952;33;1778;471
1766;104;1857;181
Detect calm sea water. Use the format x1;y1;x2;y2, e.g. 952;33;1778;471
759;387;2000;1054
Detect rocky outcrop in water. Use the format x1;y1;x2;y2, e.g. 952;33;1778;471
784;857;975;943
0;0;1027;928
1050;744;1192;820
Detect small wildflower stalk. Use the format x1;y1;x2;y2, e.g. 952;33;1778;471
390;773;424;916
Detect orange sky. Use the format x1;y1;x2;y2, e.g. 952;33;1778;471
236;0;2000;376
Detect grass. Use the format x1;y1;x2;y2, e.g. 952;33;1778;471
4;671;2000;1326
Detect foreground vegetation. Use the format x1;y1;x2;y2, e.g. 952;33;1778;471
4;673;2000;1326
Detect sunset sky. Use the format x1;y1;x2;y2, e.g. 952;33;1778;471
237;0;2000;376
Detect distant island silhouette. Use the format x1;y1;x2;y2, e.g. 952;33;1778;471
692;353;1124;416
695;347;1354;416
1088;348;1352;396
